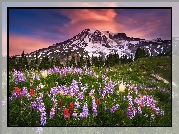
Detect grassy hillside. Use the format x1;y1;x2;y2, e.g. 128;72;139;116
8;56;171;126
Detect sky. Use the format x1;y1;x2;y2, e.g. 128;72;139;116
9;8;171;56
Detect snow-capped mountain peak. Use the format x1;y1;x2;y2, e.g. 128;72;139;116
14;28;171;64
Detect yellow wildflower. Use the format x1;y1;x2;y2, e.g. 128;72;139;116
41;70;47;78
118;81;125;92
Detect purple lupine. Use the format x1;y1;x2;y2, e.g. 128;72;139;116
154;107;160;115
126;106;137;119
54;66;60;73
110;104;119;113
160;110;164;116
36;85;40;91
92;98;98;116
72;112;78;117
21;87;28;96
38;103;47;126
50;87;59;95
12;92;18;98
40;111;47;126
150;114;155;121
137;106;142;114
133;87;138;95
36;75;40;81
31;101;38;110
36;97;43;103
134;97;139;104
50;108;56;119
78;92;84;100
18;72;26;82
74;101;80;109
9;97;13;102
79;102;89;118
27;93;32;100
89;89;95;95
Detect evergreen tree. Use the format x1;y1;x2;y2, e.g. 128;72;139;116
39;56;50;70
86;56;91;68
134;48;148;61
70;55;76;67
50;58;55;68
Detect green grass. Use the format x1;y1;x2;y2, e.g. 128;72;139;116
8;56;171;126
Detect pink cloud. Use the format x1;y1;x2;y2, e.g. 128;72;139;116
58;9;121;37
9;34;53;56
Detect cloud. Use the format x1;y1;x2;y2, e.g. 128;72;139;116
58;9;121;37
115;9;171;40
9;34;54;56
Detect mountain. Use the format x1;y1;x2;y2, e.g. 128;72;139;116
14;28;171;63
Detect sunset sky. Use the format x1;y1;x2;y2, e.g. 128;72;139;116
9;8;171;56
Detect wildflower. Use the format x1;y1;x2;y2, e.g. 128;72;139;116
137;106;142;114
79;102;89;118
78;92;84;100
118;81;125;92
74;101;80;109
150;105;155;110
64;113;70;119
59;90;64;95
21;87;28;96
92;98;98;116
50;108;55;119
64;108;69;115
69;102;74;113
14;87;22;96
160;110;164;116
59;100;62;107
30;89;35;96
27;93;32;101
64;108;70;119
31;101;38;110
38;103;47;126
36;75;40;81
150;114;155;121
96;99;100;106
36;97;43;103
39;83;45;89
72;112;78;117
41;70;47;78
110;104;119;113
9;97;13;102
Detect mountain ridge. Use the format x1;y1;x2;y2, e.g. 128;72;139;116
12;28;171;63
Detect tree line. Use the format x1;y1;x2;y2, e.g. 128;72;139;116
9;48;169;71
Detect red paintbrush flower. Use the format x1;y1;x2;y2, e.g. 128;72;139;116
64;108;69;115
59;100;62;107
139;103;143;108
30;89;35;96
150;105;154;110
14;87;22;96
64;108;70;119
66;113;70;119
96;99;100;106
69;102;74;113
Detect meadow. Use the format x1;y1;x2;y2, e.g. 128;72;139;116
8;56;171;126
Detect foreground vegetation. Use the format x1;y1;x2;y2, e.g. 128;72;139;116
8;56;171;126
